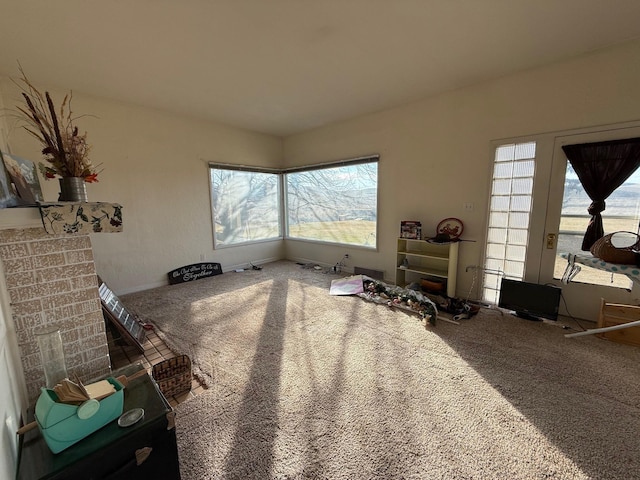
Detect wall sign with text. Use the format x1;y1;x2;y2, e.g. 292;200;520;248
168;262;223;285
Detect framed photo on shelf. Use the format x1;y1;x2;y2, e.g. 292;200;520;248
400;220;422;239
0;151;43;207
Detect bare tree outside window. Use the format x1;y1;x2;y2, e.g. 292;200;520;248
209;158;378;248
285;161;378;247
210;168;281;246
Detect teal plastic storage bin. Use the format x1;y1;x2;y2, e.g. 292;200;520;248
34;377;124;453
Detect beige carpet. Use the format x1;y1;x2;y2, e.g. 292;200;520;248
122;261;640;480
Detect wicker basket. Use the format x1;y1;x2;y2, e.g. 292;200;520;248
590;232;640;265
152;355;192;397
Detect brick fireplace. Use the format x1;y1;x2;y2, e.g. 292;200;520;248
0;210;111;402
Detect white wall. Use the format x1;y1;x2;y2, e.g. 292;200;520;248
0;79;285;294
282;39;640;312
1;29;637;479
0;90;26;480
3;39;640;310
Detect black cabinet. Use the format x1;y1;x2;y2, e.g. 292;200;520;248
17;365;181;480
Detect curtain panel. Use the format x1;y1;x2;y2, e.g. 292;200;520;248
562;138;640;251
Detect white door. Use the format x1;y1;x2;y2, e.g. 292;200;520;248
539;123;640;321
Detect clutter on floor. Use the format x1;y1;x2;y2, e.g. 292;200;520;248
329;271;482;326
329;274;438;325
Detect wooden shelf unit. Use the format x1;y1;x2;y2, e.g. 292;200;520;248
396;238;459;297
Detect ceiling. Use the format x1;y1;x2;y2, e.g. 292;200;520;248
1;1;640;137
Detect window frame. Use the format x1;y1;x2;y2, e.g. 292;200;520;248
552;163;640;289
482;141;537;304
208;155;379;249
283;156;379;249
208;164;283;249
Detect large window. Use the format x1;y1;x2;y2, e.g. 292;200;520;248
482;142;536;304
285;159;378;247
209;156;378;248
209;167;281;247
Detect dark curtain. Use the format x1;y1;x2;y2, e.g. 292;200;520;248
562;138;640;251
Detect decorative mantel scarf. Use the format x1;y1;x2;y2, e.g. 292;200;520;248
39;202;123;234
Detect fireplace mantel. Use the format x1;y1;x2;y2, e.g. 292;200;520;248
0;207;42;230
39;202;123;234
0;202;123;235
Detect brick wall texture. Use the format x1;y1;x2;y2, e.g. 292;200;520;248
0;227;111;402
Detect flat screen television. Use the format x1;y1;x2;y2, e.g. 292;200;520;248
498;278;562;321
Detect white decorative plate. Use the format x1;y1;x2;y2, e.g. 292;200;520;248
118;408;145;427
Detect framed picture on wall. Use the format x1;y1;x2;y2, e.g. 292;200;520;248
0;151;43;207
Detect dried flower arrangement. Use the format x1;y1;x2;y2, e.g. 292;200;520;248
13;66;101;183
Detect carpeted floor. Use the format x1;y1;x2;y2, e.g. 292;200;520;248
122;260;640;480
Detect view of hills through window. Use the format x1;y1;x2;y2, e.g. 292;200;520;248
286;161;378;247
554;165;640;288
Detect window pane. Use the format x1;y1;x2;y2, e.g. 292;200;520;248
285;161;378;247
506;245;526;262
490;196;510;211
512;178;533;194
492;179;512;195
507;229;529;245
495;144;515;162
493;162;513;178
504;260;525;277
510;195;532;212
553;163;640;288
513;160;535;177
483;273;501;290
489;212;509;228
508;212;530;229
210;168;281;246
487;228;507;243
514;142;536;160
486;243;506;259
485;259;504;273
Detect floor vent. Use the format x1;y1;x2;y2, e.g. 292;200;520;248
354;266;384;280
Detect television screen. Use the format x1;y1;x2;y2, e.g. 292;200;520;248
498;278;562;321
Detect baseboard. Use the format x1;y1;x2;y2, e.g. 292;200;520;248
286;256;354;274
118;257;284;295
226;256;281;272
118;280;167;295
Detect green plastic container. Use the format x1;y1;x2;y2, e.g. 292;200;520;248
34;377;124;454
